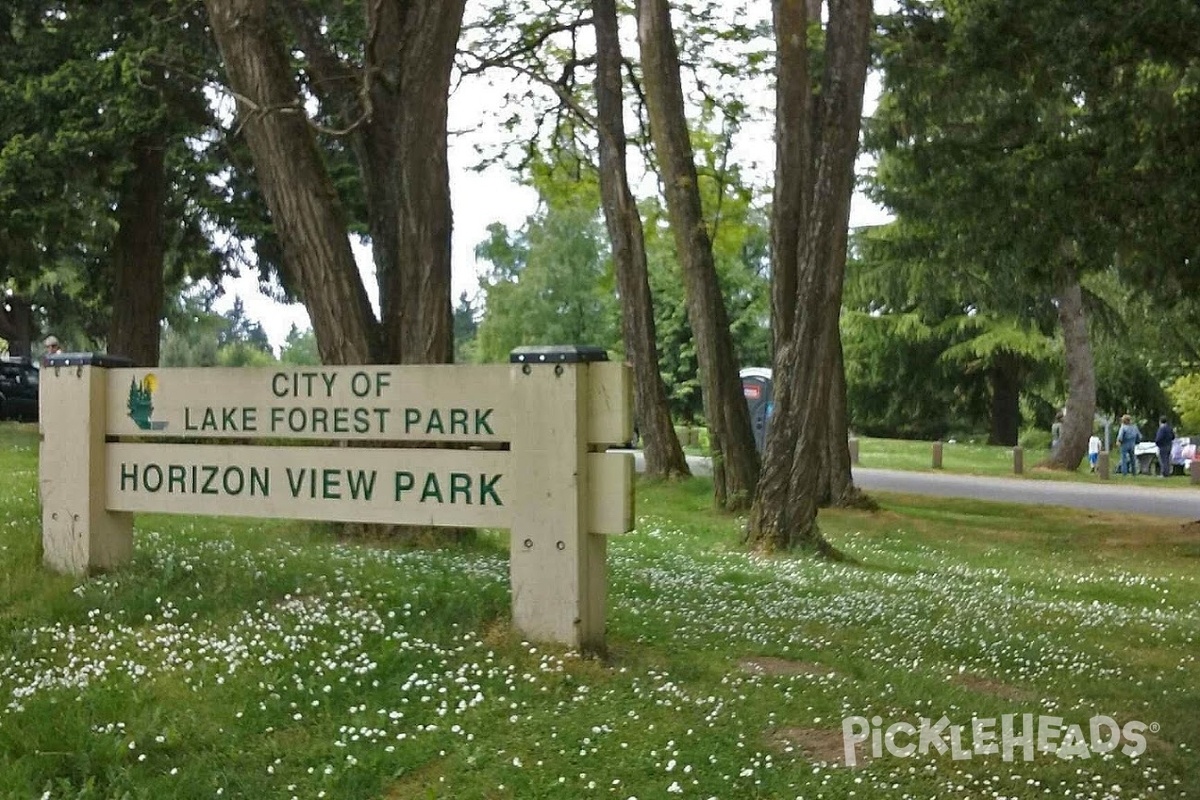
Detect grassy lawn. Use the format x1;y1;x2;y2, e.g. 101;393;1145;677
2;420;1198;798
856;436;1197;487
678;430;1193;488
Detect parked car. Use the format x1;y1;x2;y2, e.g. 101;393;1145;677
0;356;39;421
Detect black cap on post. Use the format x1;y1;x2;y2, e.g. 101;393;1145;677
42;352;134;368
509;345;609;364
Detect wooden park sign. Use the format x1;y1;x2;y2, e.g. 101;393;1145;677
38;347;634;651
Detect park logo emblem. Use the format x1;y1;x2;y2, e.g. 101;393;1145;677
126;373;169;431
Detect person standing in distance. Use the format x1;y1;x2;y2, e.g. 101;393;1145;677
1154;416;1176;478
1116;414;1141;476
43;336;62;356
1050;411;1064;454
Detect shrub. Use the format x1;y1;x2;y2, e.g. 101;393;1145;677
1167;373;1200;432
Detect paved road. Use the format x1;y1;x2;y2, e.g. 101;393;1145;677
624;452;1200;520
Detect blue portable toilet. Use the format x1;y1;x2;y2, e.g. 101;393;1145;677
740;367;773;453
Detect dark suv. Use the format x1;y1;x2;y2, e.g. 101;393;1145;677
0;357;39;421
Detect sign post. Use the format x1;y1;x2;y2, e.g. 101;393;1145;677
38;348;634;652
39;354;134;574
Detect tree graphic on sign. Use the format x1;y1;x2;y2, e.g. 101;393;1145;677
127;374;167;430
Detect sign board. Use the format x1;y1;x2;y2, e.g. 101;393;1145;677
107;365;514;442
106;443;512;528
39;354;635;652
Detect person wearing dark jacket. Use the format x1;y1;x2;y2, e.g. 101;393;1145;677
1154;416;1176;478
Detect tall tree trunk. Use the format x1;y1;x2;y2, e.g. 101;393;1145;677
1044;264;1096;470
814;171;863;509
203;0;378;365
0;296;33;357
771;0;866;513
593;0;689;479
370;1;463;364
278;0;463;364
637;0;759;509
819;329;873;508
108;132;167;367
988;352;1022;446
746;0;871;552
770;0;813;353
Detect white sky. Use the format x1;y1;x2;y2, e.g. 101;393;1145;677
215;11;894;351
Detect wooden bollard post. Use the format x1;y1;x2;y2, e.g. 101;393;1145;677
932;441;943;469
1190;460;1200;485
1098;450;1110;480
848;437;860;465
1012;446;1023;475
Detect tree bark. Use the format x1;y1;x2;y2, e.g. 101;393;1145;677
203;0;378;365
770;0;813;352
369;1;463;364
280;0;463;364
107;133;167;367
820;329;874;508
1044;265;1096;470
0;296;33;357
746;0;871;552
637;0;759;508
988;352;1022;446
593;0;689;479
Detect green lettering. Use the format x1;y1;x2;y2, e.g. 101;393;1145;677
395;470;416;500
201;465;220;495
333;407;350;433
404;408;421;433
223;466;245;496
201;408;218;431
144;464;164;492
168;464;186;493
322;468;341;499
120;462;139;492
222;407;237;430
311;407;329;433
243;407;258;432
449;408;469;435
449;472;472;504
250;467;269;497
420;473;443;503
286;467;307;497
346;469;376;501
426;409;445;435
474;408;494;435
479;473;502;506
